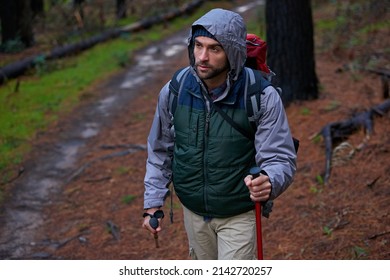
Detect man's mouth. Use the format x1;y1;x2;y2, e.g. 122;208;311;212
197;64;210;71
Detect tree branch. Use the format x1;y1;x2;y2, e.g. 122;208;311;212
318;99;390;183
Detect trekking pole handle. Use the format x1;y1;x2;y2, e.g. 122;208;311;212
249;166;262;179
144;210;165;249
143;210;165;229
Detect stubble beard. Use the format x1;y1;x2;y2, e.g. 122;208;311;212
195;62;229;81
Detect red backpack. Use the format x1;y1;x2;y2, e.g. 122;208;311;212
245;34;274;80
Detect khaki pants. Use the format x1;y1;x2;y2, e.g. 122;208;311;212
182;205;257;260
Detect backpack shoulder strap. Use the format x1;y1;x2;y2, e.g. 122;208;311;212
245;68;300;153
168;66;191;115
244;67;272;124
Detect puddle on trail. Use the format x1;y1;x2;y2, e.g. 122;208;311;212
55;141;83;169
81;123;100;139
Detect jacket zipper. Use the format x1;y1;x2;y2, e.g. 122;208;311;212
202;85;211;213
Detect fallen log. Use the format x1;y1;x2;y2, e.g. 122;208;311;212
317;98;390;183
0;0;204;85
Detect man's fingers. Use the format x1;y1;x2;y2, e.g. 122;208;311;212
250;188;271;202
244;175;252;185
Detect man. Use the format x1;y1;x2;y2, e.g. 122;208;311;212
142;8;296;260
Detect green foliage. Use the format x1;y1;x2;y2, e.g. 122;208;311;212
316;174;325;185
309;185;323;194
0;191;3;206
133;113;146;121
246;5;266;39
315;18;338;31
115;166;130;175
1;38;25;53
323;100;341;112
300;107;311;116
311;134;322;144
113;50;131;68
352;246;368;259
359;20;390;34
310;175;325;194
121;194;136;205
322;226;333;237
76;222;90;232
34;55;48;76
315;0;388;58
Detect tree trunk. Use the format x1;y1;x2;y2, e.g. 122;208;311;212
0;0;34;48
266;0;318;104
116;0;127;19
0;1;19;45
73;0;85;21
31;0;44;18
19;0;34;47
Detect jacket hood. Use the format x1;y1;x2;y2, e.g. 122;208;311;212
188;8;247;81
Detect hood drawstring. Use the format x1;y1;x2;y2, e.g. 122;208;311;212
169;184;174;223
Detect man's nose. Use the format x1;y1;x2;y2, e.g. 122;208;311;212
198;49;209;61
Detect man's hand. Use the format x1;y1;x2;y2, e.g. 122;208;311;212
142;208;163;234
244;173;272;202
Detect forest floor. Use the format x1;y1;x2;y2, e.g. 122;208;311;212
0;0;389;260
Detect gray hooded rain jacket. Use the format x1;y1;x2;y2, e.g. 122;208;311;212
143;8;296;217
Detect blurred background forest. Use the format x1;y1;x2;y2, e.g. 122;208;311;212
0;0;190;53
1;0;387;65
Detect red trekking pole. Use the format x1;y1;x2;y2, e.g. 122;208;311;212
255;200;263;259
249;166;270;260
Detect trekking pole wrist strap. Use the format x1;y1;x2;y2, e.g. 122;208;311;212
143;210;165;219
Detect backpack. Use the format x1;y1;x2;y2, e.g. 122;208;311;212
245;33;274;79
168;34;299;152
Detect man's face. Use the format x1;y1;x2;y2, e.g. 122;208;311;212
193;36;229;88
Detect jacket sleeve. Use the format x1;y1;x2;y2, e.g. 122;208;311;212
254;86;297;200
143;82;174;209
